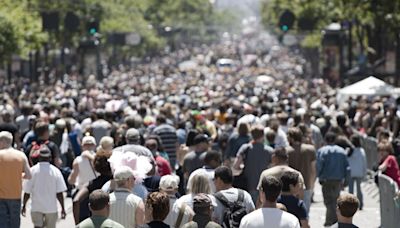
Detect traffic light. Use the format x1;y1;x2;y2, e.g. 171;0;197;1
87;20;99;35
64;12;80;32
278;10;295;32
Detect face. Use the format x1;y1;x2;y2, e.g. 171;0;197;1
289;182;302;195
378;148;389;160
145;139;158;152
214;177;222;192
83;143;96;151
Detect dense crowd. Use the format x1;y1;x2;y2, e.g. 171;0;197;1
1;33;400;228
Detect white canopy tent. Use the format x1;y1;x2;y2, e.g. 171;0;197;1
337;76;398;104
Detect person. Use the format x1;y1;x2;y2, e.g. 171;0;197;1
152;114;179;168
113;128;154;158
182;134;210;183
317;132;350;226
91;109;112;144
68;135;98;190
0;110;19;148
145;192;171;228
224;122;251;165
239;176;300;228
108;166;146;228
277;171;309;228
181;194;222;228
286;127;316;212
145;136;172;176
160;175;194;228
76;190;124;228
347;135;367;210
98;136;114;152
329;193;360;228
213;166;255;225
233;125;273;203
378;140;400;187
22;145;67;228
187;150;221;193
0;131;31;228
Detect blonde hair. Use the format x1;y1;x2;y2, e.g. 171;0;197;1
0;131;13;147
189;173;211;194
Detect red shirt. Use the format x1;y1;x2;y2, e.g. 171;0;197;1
383;155;400;187
155;155;172;176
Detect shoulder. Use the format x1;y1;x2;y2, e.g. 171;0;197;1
205;221;222;228
302;144;316;152
281;210;300;223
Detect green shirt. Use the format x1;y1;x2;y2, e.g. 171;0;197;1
76;215;125;228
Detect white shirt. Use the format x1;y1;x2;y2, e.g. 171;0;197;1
172;194;218;222
109;188;143;228
239;208;300;228
164;196;194;228
186;167;216;193
214;188;255;224
23;162;67;213
75;152;97;189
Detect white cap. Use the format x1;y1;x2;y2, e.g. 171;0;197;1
159;175;180;190
82;135;96;145
113;166;135;181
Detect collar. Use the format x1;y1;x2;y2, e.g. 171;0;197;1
114;187;131;193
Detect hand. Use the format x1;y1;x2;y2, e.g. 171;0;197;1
21;206;26;217
61;209;66;219
81;151;94;160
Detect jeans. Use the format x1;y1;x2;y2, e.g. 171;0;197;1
303;189;313;214
321;180;341;226
349;177;363;209
0;199;21;228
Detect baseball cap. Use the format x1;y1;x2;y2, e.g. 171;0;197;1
82;136;96;146
193;134;210;145
159;175;180;191
125;128;140;142
113;166;135;181
39;145;51;157
193;193;212;208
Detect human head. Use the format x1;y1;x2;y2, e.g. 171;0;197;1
113;166;136;189
156;115;167;125
378;140;393;161
94;149;112;176
237;122;250;136
336;114;347;127
82;135;97;151
280;171;301;195
99;136;114;152
259;176;282;204
38;145;52;162
287;127;303;145
193;134;210;152
271;147;288;165
325;131;337;144
145;136;161;154
188;173;211;194
125;128;140;145
214;166;233;191
336;193;359;221
350;135;361;148
250;125;264;141
0;131;13;149
159;175;180;195
34;121;49;140
145;192;170;221
88;190;110;216
204;150;221;169
193;193;213;217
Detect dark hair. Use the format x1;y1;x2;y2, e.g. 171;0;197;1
280;171;299;192
204;150;221;165
146;192;170;221
156;115;167;124
146;134;164;151
250;125;264;140
287;127;303;143
350;135;361;148
34;121;49;136
186;130;199;147
89;190;109;211
336;114;347;127
337;193;359;217
93;149;112;176
325;131;337;144
214;166;233;184
261;176;282;202
272;147;288;162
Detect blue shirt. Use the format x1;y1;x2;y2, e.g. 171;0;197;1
317;145;350;181
277;194;308;222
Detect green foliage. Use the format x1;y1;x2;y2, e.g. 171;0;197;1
0;15;17;62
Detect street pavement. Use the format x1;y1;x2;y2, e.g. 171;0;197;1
21;179;381;227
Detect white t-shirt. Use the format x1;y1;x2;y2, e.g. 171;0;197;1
186;167;216;193
214;188;255;224
164;196;194;228
75;152;97;189
239;208;300;228
23;162;67;213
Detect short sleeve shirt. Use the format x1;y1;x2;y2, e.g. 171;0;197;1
277;195;308;222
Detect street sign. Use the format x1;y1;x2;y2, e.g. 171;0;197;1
126;33;141;46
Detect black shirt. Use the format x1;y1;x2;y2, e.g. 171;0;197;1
277;194;308;222
147;221;170;228
333;223;359;228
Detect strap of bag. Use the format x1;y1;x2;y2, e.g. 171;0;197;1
175;202;187;228
241;143;253;170
237;189;244;203
87;154;97;178
214;192;232;208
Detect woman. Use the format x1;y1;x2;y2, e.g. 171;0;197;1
348;135;367;210
145;192;171;228
378;141;400;188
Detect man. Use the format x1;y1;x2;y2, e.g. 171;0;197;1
160;175;194;227
22;145;67;228
182;134;210;183
108;166;145;228
25;121;62;167
317;132;350;226
15;103;33;136
145;136;172;176
233;125;273;203
91;109;112;145
239;176;300;228
113;128;154;158
77;190;124;228
181;194;222;228
187;150;221;193
330;193;360;228
286;127;316;212
0;131;31;228
152;115;179;168
264;117;289;149
68;135;98;190
213;166;255;225
0;110;19;148
277;171;309;228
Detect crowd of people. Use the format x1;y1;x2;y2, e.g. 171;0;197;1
1;33;400;228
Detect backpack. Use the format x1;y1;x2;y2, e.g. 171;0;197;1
28;141;49;166
214;189;247;228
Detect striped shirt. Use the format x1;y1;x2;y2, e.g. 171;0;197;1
153;124;178;166
109;188;143;228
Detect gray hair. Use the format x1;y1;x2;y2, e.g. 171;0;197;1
188;173;211;194
0;131;13;147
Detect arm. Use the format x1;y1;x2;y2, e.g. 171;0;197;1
68;159;80;185
22;156;32;179
73;187;89;224
135;200;146;225
57;192;66;219
21;193;30;216
233;155;243;170
309;160;317;190
300;220;310;228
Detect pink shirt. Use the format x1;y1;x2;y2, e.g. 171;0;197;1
383;155;400;187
